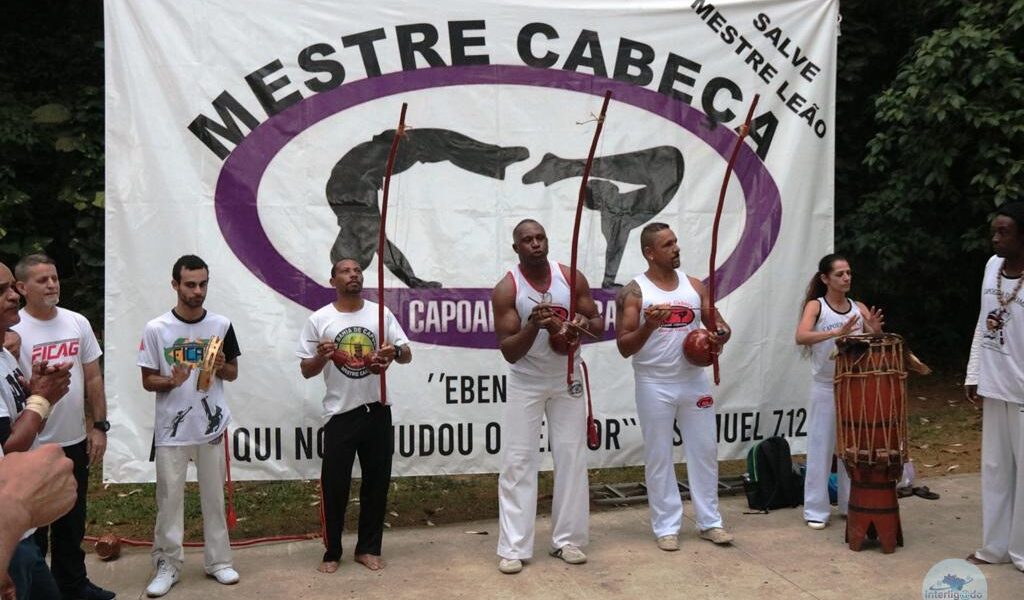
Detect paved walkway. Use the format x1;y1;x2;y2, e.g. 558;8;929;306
86;473;1017;599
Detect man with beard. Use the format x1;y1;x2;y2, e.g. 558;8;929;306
138;255;240;597
491;219;603;574
11;254;114;600
615;223;733;551
297;258;412;574
965;201;1024;571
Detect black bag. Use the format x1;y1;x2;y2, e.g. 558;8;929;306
743;436;804;512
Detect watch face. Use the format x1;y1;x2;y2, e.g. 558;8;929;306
94;421;111;432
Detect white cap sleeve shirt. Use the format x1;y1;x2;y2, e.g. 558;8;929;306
296;301;409;417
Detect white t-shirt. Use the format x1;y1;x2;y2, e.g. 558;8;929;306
296;301;408;417
0;348;37;539
12;307;102;446
810;297;865;383
973;256;1024;404
507;260;580;378
137;310;238;446
631;270;705;382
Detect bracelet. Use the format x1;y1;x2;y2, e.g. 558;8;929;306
23;395;52;420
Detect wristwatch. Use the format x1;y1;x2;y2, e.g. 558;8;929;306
394;344;405;360
93;420;111;432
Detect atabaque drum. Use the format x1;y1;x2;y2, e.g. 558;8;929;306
833;333;908;479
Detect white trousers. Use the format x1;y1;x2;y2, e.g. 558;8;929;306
152;439;232;572
634;377;722;536
497;373;589;560
976;397;1024;570
804;381;850;523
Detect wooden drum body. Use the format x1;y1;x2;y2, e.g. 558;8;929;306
834;333;908;478
833;333;910;553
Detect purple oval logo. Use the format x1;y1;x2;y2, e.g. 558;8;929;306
214;65;782;348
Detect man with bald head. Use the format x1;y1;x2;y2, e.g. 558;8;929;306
297;258;412;574
491;219;604;574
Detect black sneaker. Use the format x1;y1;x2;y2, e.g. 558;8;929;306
69;581;116;600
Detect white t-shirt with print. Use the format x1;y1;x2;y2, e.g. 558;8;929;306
0;348;37;539
137;310;237;446
12;307;102;446
296;301;408;417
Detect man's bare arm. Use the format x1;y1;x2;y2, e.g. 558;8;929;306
493;274;541;364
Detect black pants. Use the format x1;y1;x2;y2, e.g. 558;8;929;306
34;440;88;596
320;403;393;562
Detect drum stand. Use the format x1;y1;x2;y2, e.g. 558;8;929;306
845;464;904;553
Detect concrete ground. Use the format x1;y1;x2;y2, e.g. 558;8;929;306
87;473;1018;599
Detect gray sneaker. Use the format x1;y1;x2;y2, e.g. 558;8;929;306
699;527;734;545
550;544;587;564
498;558;523;574
656;535;679;551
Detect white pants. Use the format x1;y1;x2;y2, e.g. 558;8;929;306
152;439;232;573
976;397;1024;570
634;377;722;537
497;373;589;560
804;381;850;523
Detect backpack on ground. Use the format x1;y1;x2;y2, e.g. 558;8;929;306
743;436;804;512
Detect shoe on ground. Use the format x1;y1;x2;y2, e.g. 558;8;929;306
208;567;240;585
145;560;179;598
656;535;679;551
806;520;828;530
550;544;587;564
699;527;734;545
497;558;523;574
67;580;116;600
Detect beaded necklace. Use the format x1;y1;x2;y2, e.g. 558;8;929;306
996;260;1024;310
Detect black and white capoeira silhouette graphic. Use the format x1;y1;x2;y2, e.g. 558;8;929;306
522;147;685;288
326;129;530;288
166;406;193;438
201;396;223;436
326;129;684;289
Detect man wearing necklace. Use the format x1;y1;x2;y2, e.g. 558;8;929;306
615;223;734;550
965;201;1024;570
491;219;603;574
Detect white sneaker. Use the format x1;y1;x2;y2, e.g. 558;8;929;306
146;560;180;597
209;566;240;585
550;544;587;564
497;558;522;574
806;520;828;530
656;535;679;551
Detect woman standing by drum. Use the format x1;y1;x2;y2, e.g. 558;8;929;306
795;254;883;529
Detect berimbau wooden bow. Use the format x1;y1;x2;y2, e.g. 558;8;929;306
377;102;408;404
706;94;759;385
568;90;611;450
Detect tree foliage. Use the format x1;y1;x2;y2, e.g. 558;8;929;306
837;0;1024;364
0;2;104;326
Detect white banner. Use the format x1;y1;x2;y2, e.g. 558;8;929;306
104;0;838;482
